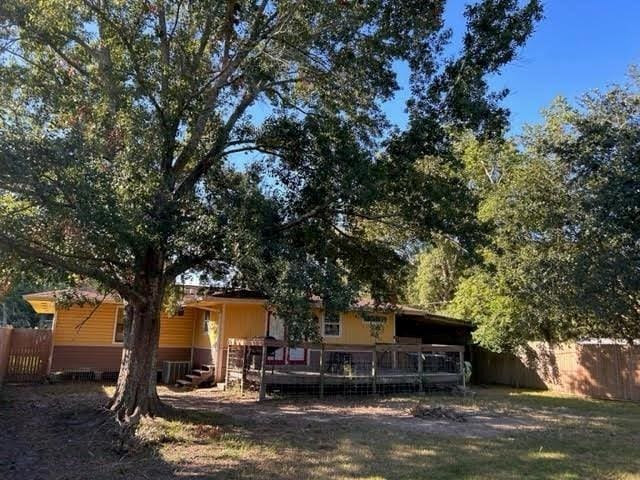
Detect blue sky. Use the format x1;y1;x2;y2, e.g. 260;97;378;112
383;0;640;135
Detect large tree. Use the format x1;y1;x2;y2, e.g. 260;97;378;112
0;0;541;420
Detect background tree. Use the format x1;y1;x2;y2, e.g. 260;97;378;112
0;0;541;420
405;236;469;311
449;75;640;351
526;80;640;342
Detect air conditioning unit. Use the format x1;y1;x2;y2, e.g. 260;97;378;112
162;360;191;384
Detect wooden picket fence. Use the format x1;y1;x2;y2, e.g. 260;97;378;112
0;327;53;384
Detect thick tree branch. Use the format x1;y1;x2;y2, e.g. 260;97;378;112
172;0;278;174
174;85;262;197
0;232;138;300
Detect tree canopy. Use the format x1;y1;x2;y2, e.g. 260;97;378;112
0;0;542;418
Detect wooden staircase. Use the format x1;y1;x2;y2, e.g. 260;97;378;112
176;364;215;388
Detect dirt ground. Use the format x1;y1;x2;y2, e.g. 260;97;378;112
163;387;543;438
1;383;639;480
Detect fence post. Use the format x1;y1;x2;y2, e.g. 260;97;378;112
371;345;377;395
319;343;325;399
258;341;267;401
417;347;424;393
0;327;13;386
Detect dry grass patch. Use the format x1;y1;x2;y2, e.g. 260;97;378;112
1;383;639;479
136;408;228;445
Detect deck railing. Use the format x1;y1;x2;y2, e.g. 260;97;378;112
226;337;466;400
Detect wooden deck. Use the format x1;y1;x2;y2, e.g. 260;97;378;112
226;337;466;398
246;369;460;385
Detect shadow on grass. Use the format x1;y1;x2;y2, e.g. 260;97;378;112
0;383;212;480
2;384;639;480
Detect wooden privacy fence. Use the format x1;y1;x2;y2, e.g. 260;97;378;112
0;327;53;384
473;342;640;401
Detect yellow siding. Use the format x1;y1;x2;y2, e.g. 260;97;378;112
222;303;266;344
53;303;194;347
324;312;395;345
53;303;119;345
52;300;393;348
159;308;195;347
193;308;220;349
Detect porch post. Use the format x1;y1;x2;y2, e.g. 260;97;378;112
258;340;268;401
459;350;465;389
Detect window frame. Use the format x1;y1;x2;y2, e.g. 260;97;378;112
322;312;341;338
112;306;125;344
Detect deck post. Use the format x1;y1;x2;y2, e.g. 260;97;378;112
240;345;246;396
371;345;377;395
417;347;424;393
319;343;325;399
459;350;465;389
392;351;398;371
258;341;268;401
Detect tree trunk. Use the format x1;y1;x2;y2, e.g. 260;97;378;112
109;256;166;423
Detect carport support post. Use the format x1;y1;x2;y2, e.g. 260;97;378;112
258;342;267;401
371;345;377;395
319;343;325;399
417;347;424;394
459;350;465;389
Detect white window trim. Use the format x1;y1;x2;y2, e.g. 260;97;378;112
322;312;341;338
112;306;125;344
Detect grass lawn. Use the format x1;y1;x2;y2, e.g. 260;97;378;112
1;384;639;479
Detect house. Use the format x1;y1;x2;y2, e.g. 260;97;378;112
23;287;471;392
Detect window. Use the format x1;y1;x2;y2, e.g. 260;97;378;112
203;311;211;334
323;312;341;337
113;307;125;343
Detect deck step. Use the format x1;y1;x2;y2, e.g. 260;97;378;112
176;379;193;386
202;364;215;370
185;374;200;380
193;369;209;375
